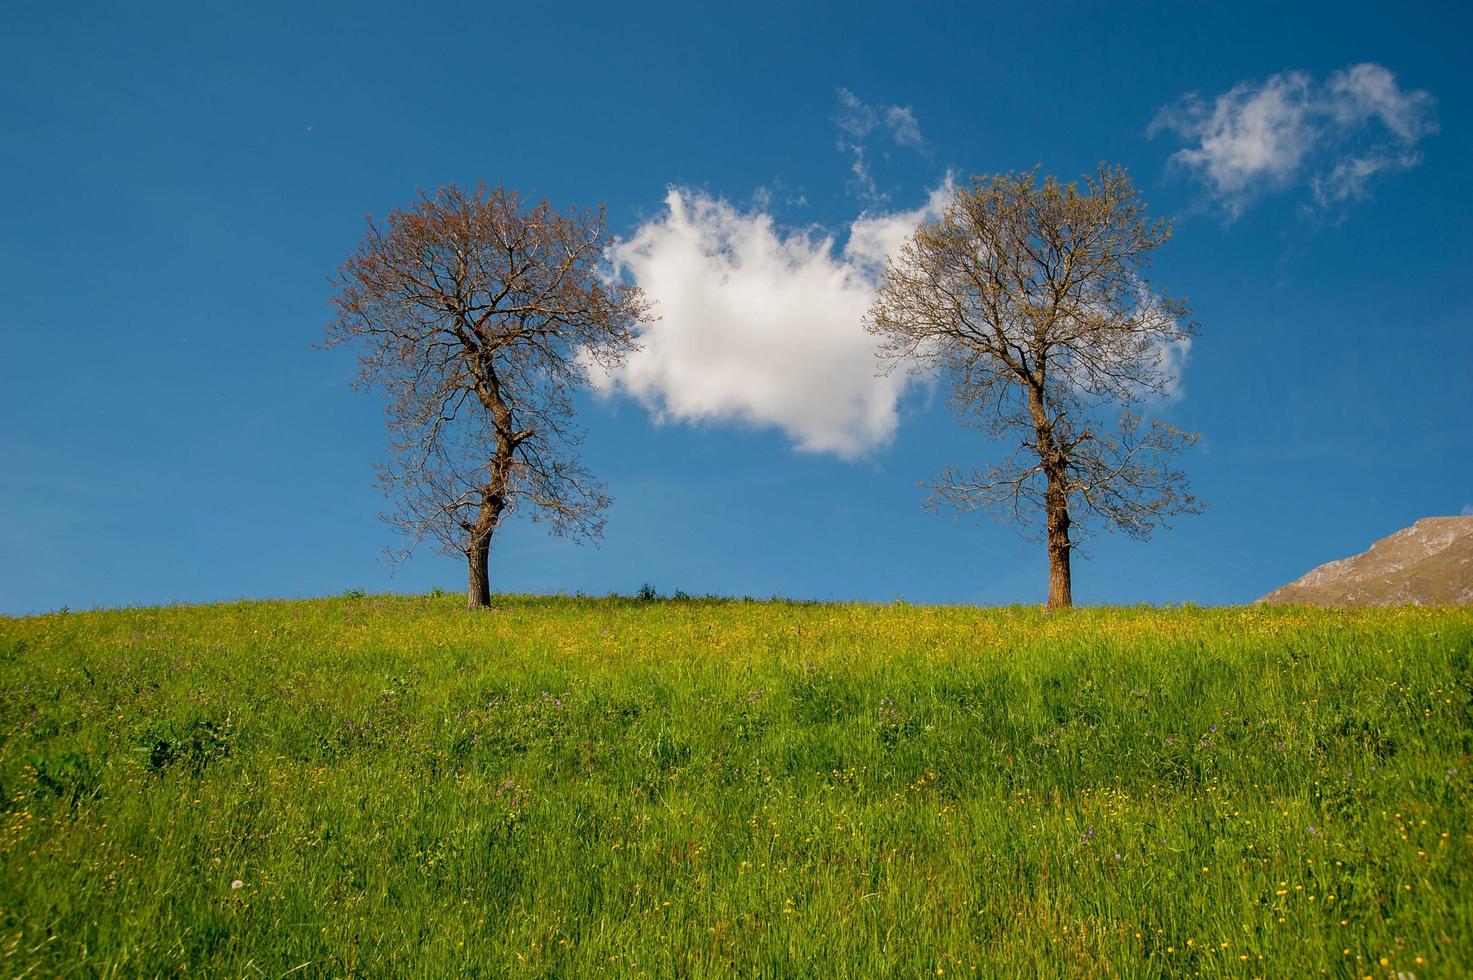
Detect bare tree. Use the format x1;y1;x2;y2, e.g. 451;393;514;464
867;166;1202;608
326;183;650;610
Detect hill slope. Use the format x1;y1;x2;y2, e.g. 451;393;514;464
2;597;1472;975
1260;516;1473;607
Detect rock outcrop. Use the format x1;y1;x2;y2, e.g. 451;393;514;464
1258;516;1473;607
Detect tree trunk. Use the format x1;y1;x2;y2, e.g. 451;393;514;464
1026;383;1073;610
466;534;491;611
1044;478;1073;610
465;477;507;611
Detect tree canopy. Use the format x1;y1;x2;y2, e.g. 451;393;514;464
326;183;650;608
868;166;1202;607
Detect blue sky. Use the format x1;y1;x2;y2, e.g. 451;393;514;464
2;0;1470;614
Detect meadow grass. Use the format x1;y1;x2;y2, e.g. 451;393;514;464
1;595;1470;977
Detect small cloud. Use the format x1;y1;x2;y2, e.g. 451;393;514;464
1150;63;1436;219
885;105;923;147
1461;502;1473;517
835;87;879;140
751;179;807;212
592;182;951;458
847;148;882;204
1310;149;1421;207
834;89;928;203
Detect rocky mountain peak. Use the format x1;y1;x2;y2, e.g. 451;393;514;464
1258;516;1473;607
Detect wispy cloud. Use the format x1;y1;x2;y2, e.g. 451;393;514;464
1149;63;1436;219
885;106;923;147
834;89;927;203
591;181;953;458
835;87;880;139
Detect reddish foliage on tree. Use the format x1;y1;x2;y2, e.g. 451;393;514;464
868;167;1202;608
326;183;651;609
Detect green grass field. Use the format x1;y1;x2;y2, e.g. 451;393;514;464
2;596;1470;977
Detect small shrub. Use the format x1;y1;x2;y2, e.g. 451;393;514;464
635;583;659;602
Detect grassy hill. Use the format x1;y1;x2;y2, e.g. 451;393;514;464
2;596;1471;976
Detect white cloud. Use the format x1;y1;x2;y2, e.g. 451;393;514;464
1327;63;1436;142
1131;287;1193;403
1151;72;1316;205
845;178;954;272
834;89;927;203
1310;147;1421;207
885;106;924;147
1462;502;1473;517
835;87;879;139
592;183;951;458
1150;63;1436;217
846;149;881;204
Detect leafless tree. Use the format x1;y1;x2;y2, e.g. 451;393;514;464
326;183;650;610
867;166;1202;608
